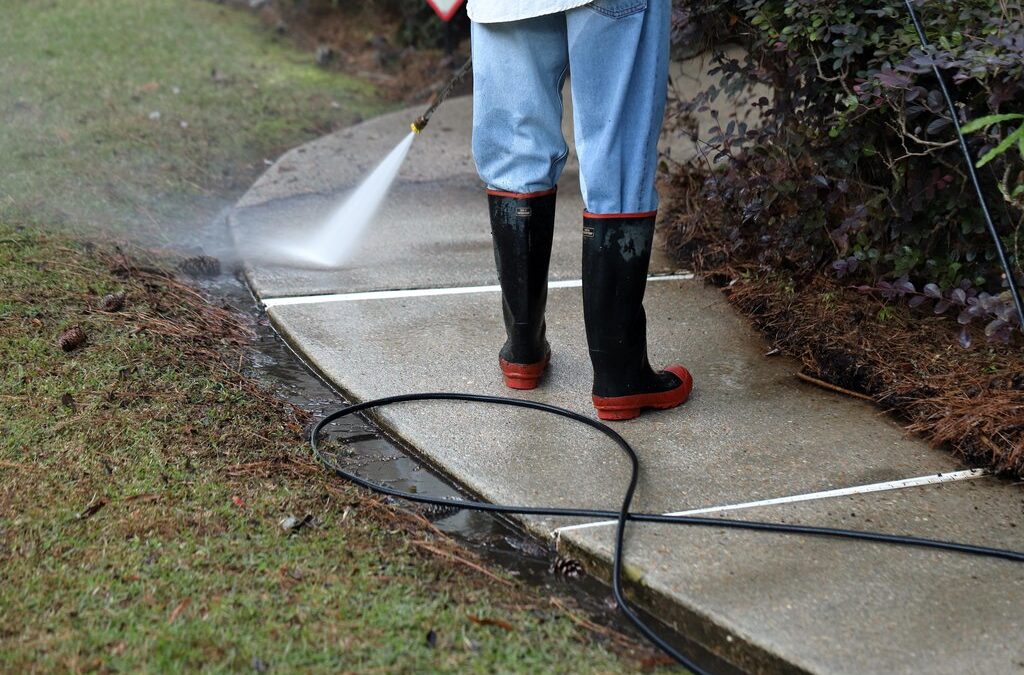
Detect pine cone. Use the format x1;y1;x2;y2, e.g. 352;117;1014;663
418;499;461;520
178;255;221;278
99;292;126;312
551;555;584;579
58;326;87;352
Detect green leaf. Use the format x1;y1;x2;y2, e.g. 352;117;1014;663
961;113;1024;134
976;126;1024;168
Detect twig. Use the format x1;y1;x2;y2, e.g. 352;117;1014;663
548;597;639;650
409;540;514;588
0;460;40;471
796;372;874;401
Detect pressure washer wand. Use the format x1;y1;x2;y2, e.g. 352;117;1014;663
411;58;473;134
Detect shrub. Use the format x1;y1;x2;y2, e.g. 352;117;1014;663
666;0;1024;338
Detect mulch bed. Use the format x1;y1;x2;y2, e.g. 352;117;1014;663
661;197;1024;479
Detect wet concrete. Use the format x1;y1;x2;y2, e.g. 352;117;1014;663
203;270;736;673
228;94;1024;672
264;280;1024;674
230;172;677;300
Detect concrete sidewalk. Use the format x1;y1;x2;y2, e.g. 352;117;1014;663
229;96;1024;673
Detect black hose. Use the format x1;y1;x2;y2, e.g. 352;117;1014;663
304;7;1024;671
312;392;1024;673
901;0;1024;329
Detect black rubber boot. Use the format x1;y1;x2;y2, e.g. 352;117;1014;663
582;212;692;420
489;189;557;389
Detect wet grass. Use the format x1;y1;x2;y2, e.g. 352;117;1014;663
0;0;387;244
0;226;649;672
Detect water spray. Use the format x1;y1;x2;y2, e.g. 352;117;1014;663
264;59;472;269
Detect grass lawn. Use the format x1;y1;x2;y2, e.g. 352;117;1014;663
0;0;386;244
0;227;641;672
0;1;658;671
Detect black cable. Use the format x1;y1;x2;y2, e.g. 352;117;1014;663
312;393;1024;673
901;0;1024;330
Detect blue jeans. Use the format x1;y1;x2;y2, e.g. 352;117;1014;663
470;1;670;215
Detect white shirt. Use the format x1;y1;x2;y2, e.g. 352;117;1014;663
467;0;592;23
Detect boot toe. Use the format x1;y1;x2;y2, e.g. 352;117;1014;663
592;364;693;421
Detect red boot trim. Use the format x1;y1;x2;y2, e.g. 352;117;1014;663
486;187;558;199
583;209;658;219
499;353;551;390
592;364;693;421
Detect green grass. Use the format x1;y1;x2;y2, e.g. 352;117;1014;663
0;0;387;242
0;226;643;672
0;3;656;671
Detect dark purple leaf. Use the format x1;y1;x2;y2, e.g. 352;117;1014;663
984;318;1008;337
934;300;951;314
908;295;927;308
894;279;915;294
926;117;951;135
950;288;967;305
878;69;912;88
923;283;942;298
988;326;1012;344
958;326;972;349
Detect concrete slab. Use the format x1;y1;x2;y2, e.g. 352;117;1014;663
228;97;674;299
265;279;1024;671
567;478;1024;674
229;170;676;299
230;62;1024;673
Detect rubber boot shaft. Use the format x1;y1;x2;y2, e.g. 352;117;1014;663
489;191;556;367
582;213;681;399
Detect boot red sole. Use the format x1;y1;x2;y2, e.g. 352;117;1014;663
500;353;551;390
592;365;693;421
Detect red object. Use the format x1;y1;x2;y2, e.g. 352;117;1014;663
486;187;558;199
583;209;659;219
426;0;464;21
591;365;693;421
499;353;550;390
231;496;246;508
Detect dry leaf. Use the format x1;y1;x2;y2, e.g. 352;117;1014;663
467;614;514;631
167;597;191;624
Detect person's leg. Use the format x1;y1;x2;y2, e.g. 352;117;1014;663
566;1;693;419
471;15;569;389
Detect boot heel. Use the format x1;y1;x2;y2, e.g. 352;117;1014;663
503;373;542;390
595;405;642;421
499;355;550;391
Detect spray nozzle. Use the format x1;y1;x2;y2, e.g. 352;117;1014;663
408;58;471;137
